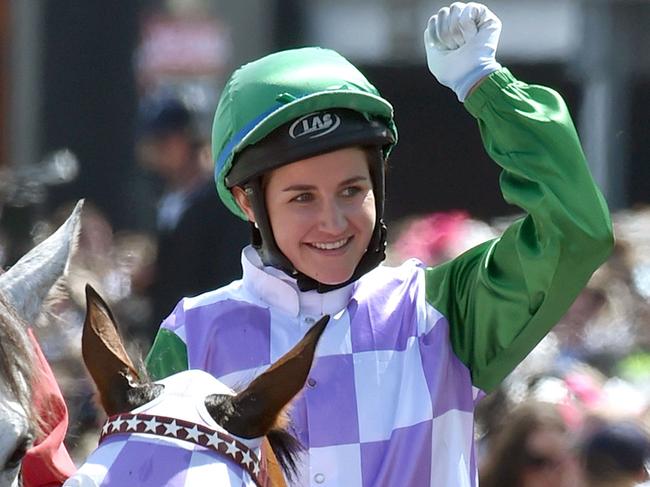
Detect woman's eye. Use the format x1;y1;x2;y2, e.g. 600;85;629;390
292;193;313;203
341;186;362;197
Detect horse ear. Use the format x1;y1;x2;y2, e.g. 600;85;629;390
0;199;82;325
207;315;329;439
82;284;140;415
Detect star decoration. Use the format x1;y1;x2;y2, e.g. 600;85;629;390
98;413;263;484
205;432;224;449
143;417;160;433
164;420;182;436
126;417;141;431
111;416;125;432
225;440;239;458
240;449;253;468
184;425;202;442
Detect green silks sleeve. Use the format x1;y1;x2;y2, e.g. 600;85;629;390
425;69;614;393
145;328;189;381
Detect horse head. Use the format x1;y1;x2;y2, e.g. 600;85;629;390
0;200;83;487
66;285;328;486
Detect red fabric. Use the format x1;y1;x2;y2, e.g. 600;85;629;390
21;328;76;487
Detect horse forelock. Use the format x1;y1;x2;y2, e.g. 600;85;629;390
0;294;36;431
204;391;305;483
265;427;304;483
123;366;162;412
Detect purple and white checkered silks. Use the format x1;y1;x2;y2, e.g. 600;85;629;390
63;370;262;487
161;247;484;486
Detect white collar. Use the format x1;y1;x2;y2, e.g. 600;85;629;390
240;246;354;317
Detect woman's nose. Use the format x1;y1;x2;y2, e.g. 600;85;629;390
318;199;347;233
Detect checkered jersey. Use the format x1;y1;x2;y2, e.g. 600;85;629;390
146;69;613;486
149;250;481;486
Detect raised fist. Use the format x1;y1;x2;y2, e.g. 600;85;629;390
424;2;502;101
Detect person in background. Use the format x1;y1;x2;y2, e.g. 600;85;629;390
479;401;581;487
579;420;650;487
386;210;496;266
135;96;248;341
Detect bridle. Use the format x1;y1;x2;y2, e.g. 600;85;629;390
100;413;267;487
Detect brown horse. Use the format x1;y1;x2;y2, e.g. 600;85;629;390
65;285;328;486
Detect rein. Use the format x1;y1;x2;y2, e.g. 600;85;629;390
100;413;266;487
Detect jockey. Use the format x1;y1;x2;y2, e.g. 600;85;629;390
145;2;614;485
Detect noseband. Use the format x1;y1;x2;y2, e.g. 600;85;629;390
100;413;266;487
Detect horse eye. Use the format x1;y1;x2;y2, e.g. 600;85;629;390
4;436;31;471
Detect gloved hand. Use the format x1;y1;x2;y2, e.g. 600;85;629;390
423;2;502;102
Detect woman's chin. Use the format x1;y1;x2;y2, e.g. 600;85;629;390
301;268;355;286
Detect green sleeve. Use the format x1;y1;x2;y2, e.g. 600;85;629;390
145;328;189;381
425;68;614;392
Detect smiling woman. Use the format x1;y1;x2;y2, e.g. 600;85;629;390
234;147;376;286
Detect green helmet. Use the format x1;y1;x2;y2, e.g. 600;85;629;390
213;47;398;220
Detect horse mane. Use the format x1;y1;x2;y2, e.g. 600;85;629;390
0;294;36;428
265;428;304;481
124;359;164;410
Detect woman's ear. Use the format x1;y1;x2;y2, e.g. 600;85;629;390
232;186;256;223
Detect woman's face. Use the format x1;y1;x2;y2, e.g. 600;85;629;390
242;146;377;285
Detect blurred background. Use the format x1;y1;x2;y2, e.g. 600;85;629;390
1;0;649;479
2;0;649;236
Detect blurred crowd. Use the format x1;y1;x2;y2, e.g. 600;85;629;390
1;196;649;483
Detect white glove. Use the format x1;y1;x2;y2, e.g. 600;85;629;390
423;2;502;102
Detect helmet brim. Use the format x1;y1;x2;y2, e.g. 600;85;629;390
225;108;395;189
215;90;397;220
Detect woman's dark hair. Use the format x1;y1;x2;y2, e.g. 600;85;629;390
580;421;650;484
479;401;568;487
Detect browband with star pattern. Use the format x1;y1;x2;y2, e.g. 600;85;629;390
99;412;266;487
